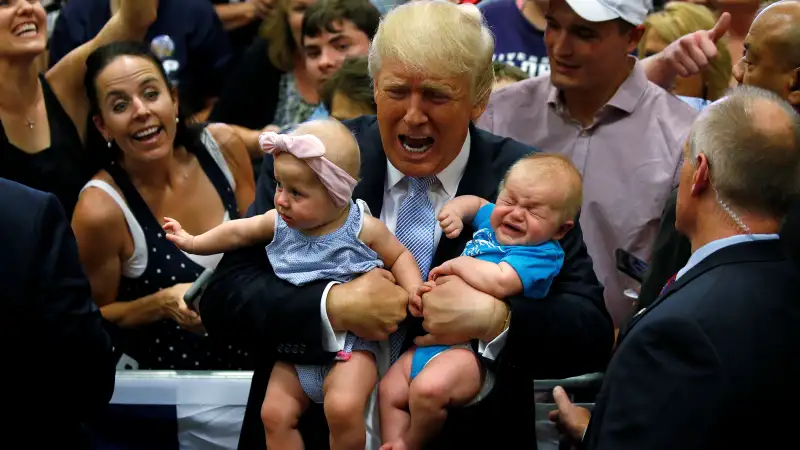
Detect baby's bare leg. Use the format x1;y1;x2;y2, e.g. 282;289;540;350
404;348;483;450
261;361;310;450
378;350;414;446
322;351;378;450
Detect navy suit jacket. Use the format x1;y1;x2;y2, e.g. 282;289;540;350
584;239;800;450
0;178;115;448
202;116;613;449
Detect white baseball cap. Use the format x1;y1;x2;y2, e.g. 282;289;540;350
564;0;652;26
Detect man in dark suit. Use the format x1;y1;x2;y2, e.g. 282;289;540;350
0;178;116;448
550;86;800;449
200;2;613;449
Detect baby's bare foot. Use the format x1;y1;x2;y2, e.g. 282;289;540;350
379;440;408;450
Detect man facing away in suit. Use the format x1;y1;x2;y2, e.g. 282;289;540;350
550;86;800;450
200;2;613;449
0;178;116;448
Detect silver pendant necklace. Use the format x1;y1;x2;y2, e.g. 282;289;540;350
26;118;34;129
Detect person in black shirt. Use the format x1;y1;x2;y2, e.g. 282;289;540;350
50;0;233;117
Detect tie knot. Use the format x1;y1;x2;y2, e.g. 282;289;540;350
408;176;436;195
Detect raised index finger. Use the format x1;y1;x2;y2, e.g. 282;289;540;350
708;12;731;43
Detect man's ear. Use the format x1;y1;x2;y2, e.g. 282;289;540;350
554;220;574;240
626;24;645;54
690;153;711;196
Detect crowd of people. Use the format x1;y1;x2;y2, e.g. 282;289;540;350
2;0;799;449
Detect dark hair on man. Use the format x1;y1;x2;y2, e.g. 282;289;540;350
320;56;376;118
492;62;528;83
302;0;382;44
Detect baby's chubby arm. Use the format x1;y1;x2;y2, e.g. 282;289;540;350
430;257;523;299
360;215;424;308
163;210;277;255
438;195;490;238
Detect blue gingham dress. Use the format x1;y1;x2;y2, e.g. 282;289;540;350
266;199;383;403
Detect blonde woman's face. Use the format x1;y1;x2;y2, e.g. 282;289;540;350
643;31;706;99
287;0;317;50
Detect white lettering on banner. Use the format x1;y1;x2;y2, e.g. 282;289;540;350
493;53;550;78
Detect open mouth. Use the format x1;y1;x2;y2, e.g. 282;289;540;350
501;222;523;234
132;126;164;143
13;22;38;38
399;135;435;153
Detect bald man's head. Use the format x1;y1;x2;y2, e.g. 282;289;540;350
760;1;800;68
736;1;800;109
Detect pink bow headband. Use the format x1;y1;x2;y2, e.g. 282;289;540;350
259;132;358;208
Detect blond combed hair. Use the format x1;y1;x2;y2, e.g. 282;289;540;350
640;2;732;101
368;1;495;106
504;153;584;224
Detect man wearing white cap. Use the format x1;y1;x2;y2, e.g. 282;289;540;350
477;0;698;327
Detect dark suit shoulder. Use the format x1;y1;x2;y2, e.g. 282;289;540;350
0;177;52;224
470;126;539;174
343;115;378;138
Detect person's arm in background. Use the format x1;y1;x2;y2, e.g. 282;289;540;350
641;12;730;90
47;0;84;69
47;0;158;144
28;193;116;420
185;0;234;120
215;0;273;31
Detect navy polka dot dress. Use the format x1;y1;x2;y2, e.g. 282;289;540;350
104;130;253;371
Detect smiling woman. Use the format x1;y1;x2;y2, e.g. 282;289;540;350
0;0;157;217
70;41;256;371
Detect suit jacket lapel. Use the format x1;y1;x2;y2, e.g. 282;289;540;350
352;120;387;215
617;239;784;346
431;124;503;268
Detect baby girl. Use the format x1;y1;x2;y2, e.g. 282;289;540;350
379;153;583;450
163;120;422;450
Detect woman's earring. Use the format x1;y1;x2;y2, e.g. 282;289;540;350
175;117;180;124
107;140;112;148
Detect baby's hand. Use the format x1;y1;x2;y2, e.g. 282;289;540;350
409;281;437;317
428;263;452;282
163;217;196;252
437;209;463;239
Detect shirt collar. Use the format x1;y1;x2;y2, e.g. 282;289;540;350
676;233;781;280
385;130;471;197
546;57;649;116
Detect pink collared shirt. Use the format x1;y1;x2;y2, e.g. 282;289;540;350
477;60;698;325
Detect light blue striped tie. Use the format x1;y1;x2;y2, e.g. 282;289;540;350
390;176;437;362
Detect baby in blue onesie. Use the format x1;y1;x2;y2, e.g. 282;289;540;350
379;153;584;450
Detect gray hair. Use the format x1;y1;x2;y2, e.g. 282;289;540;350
688;85;800;219
367;1;495;106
